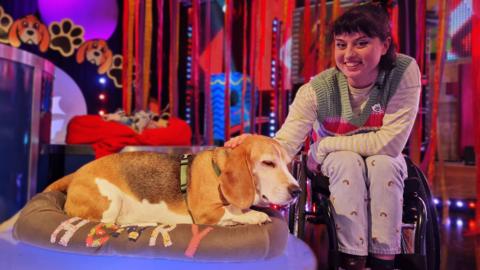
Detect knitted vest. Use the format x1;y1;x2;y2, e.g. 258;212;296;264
310;53;413;136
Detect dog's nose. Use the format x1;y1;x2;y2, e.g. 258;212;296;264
26;30;34;36
94;51;100;57
288;185;302;198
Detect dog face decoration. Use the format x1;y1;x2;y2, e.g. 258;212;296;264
76;39;113;74
0;6;13;44
8;15;50;52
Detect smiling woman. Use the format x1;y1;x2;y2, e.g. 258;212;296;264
226;3;421;270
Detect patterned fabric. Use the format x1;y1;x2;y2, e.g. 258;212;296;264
321;151;407;255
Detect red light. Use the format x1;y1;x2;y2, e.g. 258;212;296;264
469;202;476;209
99;110;105;116
468;220;476;230
99;93;106;101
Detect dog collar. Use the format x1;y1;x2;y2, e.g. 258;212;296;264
211;151;222;177
179;154;192;193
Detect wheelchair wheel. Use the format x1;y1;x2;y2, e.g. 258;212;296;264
289;155;307;239
398;158;441;270
412;163;441;270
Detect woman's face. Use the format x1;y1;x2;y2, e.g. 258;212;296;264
334;32;390;88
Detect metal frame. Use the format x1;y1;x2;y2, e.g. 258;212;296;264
0;43;55;200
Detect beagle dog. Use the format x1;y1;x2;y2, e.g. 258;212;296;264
76;39;113;74
8;15;50;52
45;135;301;226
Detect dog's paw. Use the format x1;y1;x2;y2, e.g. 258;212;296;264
218;210;271;226
107;55;122;88
0;7;13;43
49;19;84;56
240;210;272;225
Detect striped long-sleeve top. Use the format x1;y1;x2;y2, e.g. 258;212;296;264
275;53;421;164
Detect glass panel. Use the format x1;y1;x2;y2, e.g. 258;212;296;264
0;58;34;222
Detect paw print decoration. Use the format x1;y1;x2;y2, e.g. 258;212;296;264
107;55;123;88
49;19;84;57
0;6;12;44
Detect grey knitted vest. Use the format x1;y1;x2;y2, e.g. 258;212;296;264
310;53;413;128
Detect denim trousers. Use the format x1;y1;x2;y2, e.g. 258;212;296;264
320;151;407;256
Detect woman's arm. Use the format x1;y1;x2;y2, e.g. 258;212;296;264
311;61;421;163
274;82;318;160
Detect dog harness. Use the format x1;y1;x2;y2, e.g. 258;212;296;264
179;154;195;223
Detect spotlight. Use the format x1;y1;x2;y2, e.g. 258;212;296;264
433;198;440;205
98;77;107;84
270;112;276;117
99;93;106;101
456;219;464;227
98;109;105;116
455;200;464;208
468;202;476;209
269;132;275;137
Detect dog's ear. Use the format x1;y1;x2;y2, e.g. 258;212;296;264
98;48;113;74
38;23;50;52
219;147;255;209
8;20;21;47
76;41;89;63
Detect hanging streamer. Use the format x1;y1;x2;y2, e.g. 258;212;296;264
142;0;153;109
424;0;448;184
409;0;426;165
168;0;180;116
122;0;135;114
156;0;164;110
223;0;233;141
241;0;248;134
249;0;258;132
472;0;480;234
302;0;311;80
204;0;212;145
279;0;294;125
134;0;144;111
316;0;327;73
257;0;267;133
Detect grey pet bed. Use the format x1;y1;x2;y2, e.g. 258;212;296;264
13;191;289;261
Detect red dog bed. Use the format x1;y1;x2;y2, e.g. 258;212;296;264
66;115;192;159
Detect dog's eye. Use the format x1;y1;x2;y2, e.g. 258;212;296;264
22;21;28;27
33;23;39;29
262;161;276;168
93;43;98;48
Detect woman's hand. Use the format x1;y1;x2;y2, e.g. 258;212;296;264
224;133;252;148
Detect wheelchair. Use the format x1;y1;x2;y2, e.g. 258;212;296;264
288;153;440;270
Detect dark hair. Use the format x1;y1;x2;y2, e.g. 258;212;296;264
328;3;396;70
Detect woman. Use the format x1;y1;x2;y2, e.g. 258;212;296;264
225;3;421;270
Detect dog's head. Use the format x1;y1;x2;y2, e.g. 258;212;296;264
219;135;301;209
76;39;113;74
8;15;50;52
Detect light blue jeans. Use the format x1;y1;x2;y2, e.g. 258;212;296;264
320;151;407;256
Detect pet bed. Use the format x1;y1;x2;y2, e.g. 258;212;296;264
13;191;290;262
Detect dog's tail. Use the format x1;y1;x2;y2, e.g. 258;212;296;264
44;174;74;192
